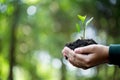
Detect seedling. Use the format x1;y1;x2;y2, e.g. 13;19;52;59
65;15;96;59
76;15;93;39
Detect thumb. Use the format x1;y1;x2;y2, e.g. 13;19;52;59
74;45;95;54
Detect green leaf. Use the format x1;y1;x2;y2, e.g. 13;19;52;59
76;23;80;33
85;17;93;27
77;15;86;24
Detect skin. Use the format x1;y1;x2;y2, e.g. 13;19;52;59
62;44;109;69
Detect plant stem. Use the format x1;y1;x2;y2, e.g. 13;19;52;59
84;28;85;39
83;24;85;39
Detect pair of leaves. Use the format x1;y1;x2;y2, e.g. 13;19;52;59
76;15;93;33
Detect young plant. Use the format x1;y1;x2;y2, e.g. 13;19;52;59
76;15;93;39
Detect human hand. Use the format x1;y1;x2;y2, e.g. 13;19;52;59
62;44;109;69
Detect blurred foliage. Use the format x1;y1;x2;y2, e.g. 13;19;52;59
0;0;120;80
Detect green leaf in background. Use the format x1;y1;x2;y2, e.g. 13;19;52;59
85;17;93;27
76;23;80;33
77;15;86;24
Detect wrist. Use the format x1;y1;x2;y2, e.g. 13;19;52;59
103;46;109;63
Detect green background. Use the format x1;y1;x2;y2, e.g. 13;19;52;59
0;0;120;80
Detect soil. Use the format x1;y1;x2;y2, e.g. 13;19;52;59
65;39;97;59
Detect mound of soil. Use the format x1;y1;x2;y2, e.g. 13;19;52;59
65;39;97;59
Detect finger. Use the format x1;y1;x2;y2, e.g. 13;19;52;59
69;53;88;66
62;47;74;58
68;57;83;68
62;47;70;56
74;45;96;54
68;55;88;69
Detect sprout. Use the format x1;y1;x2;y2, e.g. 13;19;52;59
76;15;93;39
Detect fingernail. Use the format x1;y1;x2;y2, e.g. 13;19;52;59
74;48;79;52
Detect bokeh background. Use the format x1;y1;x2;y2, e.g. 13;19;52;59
1;0;120;80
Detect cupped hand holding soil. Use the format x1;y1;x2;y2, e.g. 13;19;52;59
62;44;109;69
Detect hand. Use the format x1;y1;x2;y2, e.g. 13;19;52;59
62;44;109;69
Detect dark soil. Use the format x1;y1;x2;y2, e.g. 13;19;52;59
65;39;97;59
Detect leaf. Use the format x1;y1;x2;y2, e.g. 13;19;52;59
76;23;80;33
85;17;93;27
77;15;86;24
